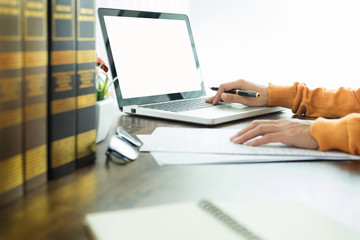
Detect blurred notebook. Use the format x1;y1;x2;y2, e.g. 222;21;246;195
84;200;360;240
98;8;283;125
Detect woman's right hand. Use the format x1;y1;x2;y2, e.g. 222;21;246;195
205;79;270;107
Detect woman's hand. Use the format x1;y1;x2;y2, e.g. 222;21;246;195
230;119;319;149
206;79;269;107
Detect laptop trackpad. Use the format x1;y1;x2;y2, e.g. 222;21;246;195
182;104;260;118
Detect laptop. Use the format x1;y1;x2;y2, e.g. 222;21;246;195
98;8;283;125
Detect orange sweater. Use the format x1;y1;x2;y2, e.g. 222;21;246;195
268;82;360;154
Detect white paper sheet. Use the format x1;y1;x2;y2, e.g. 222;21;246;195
139;127;360;158
150;152;322;166
137;127;360;166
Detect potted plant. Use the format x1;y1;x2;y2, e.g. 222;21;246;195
95;57;117;143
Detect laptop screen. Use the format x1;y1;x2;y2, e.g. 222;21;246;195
98;9;206;108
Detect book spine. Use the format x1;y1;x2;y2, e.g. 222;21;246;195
22;0;48;192
75;0;96;168
48;0;76;179
0;0;24;206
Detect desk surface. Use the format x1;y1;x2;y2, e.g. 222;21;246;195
1;110;360;239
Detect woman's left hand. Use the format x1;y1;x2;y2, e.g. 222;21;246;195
231;119;319;149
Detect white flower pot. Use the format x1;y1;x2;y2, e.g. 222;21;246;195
95;98;115;143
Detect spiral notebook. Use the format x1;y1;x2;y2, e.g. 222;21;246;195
83;200;360;240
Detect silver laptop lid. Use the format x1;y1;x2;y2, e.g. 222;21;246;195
98;8;206;110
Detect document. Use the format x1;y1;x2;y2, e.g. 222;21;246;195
138;127;360;165
149;152;319;166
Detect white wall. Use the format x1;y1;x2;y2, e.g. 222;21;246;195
190;0;360;90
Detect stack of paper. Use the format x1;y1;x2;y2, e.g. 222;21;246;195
138;127;360;166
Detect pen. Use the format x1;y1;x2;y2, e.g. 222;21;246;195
210;87;260;98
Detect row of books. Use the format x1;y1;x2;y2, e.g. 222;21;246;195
0;0;97;207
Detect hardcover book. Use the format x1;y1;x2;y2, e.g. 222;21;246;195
48;0;76;179
22;0;48;192
0;0;24;206
75;0;96;168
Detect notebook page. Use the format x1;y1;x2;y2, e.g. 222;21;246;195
84;201;360;240
218;202;360;240
84;203;246;240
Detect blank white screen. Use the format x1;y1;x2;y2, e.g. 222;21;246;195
104;16;202;99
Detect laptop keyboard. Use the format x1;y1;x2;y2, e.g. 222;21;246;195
139;98;214;112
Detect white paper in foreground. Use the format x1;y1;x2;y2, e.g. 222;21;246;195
138;127;360;160
149;152;322;166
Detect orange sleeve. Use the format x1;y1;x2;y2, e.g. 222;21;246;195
311;113;360;155
268;82;360;118
268;82;360;154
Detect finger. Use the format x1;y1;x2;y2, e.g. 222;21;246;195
211;86;225;104
221;93;254;105
205;95;215;103
212;81;243;104
230;122;260;141
221;79;247;90
231;123;279;144
206;96;224;104
230;120;271;141
245;132;285;146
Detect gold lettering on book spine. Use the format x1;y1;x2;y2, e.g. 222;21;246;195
51;97;76;114
24;51;47;67
77;93;96;109
79;8;93;15
0;76;21;102
0;76;22;128
53;70;74;92
51;50;75;65
51;136;75;168
0;7;20;16
78;15;94;22
0;108;22;129
0;52;23;69
78;69;95;88
26;1;43;9
55;4;71;12
0;154;23;194
25;144;47;180
0;0;18;7
77;130;96;159
25;102;46;121
76;50;95;64
25;73;46;97
0;0;23;195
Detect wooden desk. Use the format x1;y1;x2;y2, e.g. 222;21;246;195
1;110;360;239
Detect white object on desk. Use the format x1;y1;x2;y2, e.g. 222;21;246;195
137;127;360;166
95;98;115;143
84;200;360;240
149;152;318;166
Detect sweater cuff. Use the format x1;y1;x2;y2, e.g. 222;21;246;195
311;117;348;152
267;83;295;108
